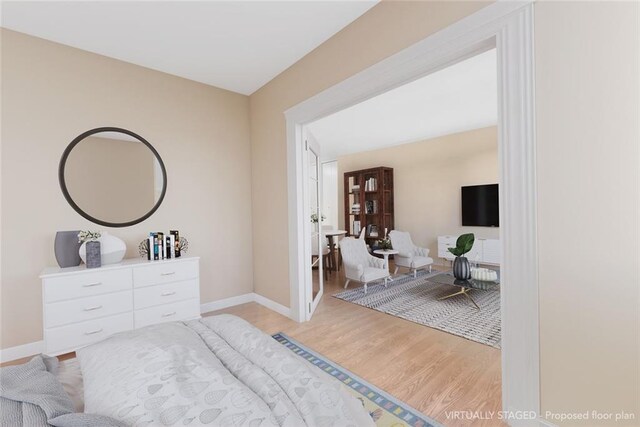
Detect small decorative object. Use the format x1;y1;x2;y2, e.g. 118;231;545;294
471;267;498;282
139;239;150;259
98;232;126;264
448;233;475;280
78;230;101;269
78;231;126;266
54;230;82;268
310;213;326;223
377;228;392;250
177;237;189;254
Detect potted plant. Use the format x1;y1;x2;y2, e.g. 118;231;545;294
310;213;325;232
376;228;392;250
78;230;101;269
448;233;475;280
310;213;326;223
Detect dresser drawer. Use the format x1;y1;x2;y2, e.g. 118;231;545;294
43;269;132;303
45;291;133;328
133;260;198;288
45;312;133;355
134;279;199;309
134;298;200;328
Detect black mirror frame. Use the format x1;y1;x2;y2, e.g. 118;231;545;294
59;127;168;228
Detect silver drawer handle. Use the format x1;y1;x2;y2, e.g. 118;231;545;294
162;311;176;318
161;272;176;276
83;305;103;311
161;291;176;297
85;328;103;335
83;282;102;287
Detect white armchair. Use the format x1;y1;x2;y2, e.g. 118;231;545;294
339;236;388;294
389;230;434;277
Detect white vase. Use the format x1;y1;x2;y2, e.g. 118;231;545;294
79;232;126;266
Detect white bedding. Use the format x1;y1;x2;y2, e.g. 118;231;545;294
69;315;373;427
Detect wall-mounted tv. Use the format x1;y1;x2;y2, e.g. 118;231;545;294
461;184;499;227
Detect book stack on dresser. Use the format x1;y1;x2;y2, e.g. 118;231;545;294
40;257;200;355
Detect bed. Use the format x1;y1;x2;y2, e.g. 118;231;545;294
2;314;374;427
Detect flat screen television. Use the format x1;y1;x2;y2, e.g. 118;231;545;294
461;184;499;227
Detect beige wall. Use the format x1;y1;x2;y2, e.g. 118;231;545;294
249;1;638;425
337;127;499;261
65;136;156;224
535;2;639;425
0;29;253;349
249;0;490;307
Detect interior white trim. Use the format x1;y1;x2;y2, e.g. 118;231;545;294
200;293;255;314
0;340;44;363
252;293;292;319
284;1;539;423
201;293;291;319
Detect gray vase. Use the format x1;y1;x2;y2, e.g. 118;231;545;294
453;256;471;280
85;241;101;269
54;231;82;268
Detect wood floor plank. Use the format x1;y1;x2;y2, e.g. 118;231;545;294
208;261;504;426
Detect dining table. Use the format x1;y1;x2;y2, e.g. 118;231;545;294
323;229;347;273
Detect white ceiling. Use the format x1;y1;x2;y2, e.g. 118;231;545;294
308;48;497;160
1;1;377;95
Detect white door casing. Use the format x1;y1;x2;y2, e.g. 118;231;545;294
285;2;539;425
304;133;324;319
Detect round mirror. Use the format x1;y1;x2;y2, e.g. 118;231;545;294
59;127;167;227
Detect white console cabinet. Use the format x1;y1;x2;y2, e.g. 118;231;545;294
438;235;501;265
40;257;200;355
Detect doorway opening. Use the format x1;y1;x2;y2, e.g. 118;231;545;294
286;1;538;419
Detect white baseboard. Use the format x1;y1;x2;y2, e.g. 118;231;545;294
1;293;291;364
252;293;292;318
200;292;291;319
200;293;255;314
0;340;44;363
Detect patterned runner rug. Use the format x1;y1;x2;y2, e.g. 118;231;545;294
273;332;443;427
333;270;501;348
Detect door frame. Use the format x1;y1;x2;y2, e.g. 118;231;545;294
285;1;539;423
303;131;324;320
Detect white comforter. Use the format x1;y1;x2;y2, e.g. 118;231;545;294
76;315;373;427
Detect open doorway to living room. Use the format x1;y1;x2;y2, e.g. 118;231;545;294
301;47;503;422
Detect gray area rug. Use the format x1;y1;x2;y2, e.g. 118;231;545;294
333;270;501;348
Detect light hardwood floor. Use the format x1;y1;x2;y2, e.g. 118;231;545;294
2;260;503;426
209;260;504;427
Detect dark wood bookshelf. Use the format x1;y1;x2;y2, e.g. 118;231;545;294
344;166;394;243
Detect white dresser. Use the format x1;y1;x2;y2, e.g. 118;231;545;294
40;257;200;355
437;235;501;265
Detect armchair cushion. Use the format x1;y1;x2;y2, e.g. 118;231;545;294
390;231;433;270
360;266;389;283
340;237;387;283
409;255;434;269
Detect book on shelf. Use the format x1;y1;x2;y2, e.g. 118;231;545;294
147;230;181;261
352;220;361;236
170;230;181;257
364;177;377;192
364;200;379;214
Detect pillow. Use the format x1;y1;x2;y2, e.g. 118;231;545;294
49;413;127;427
